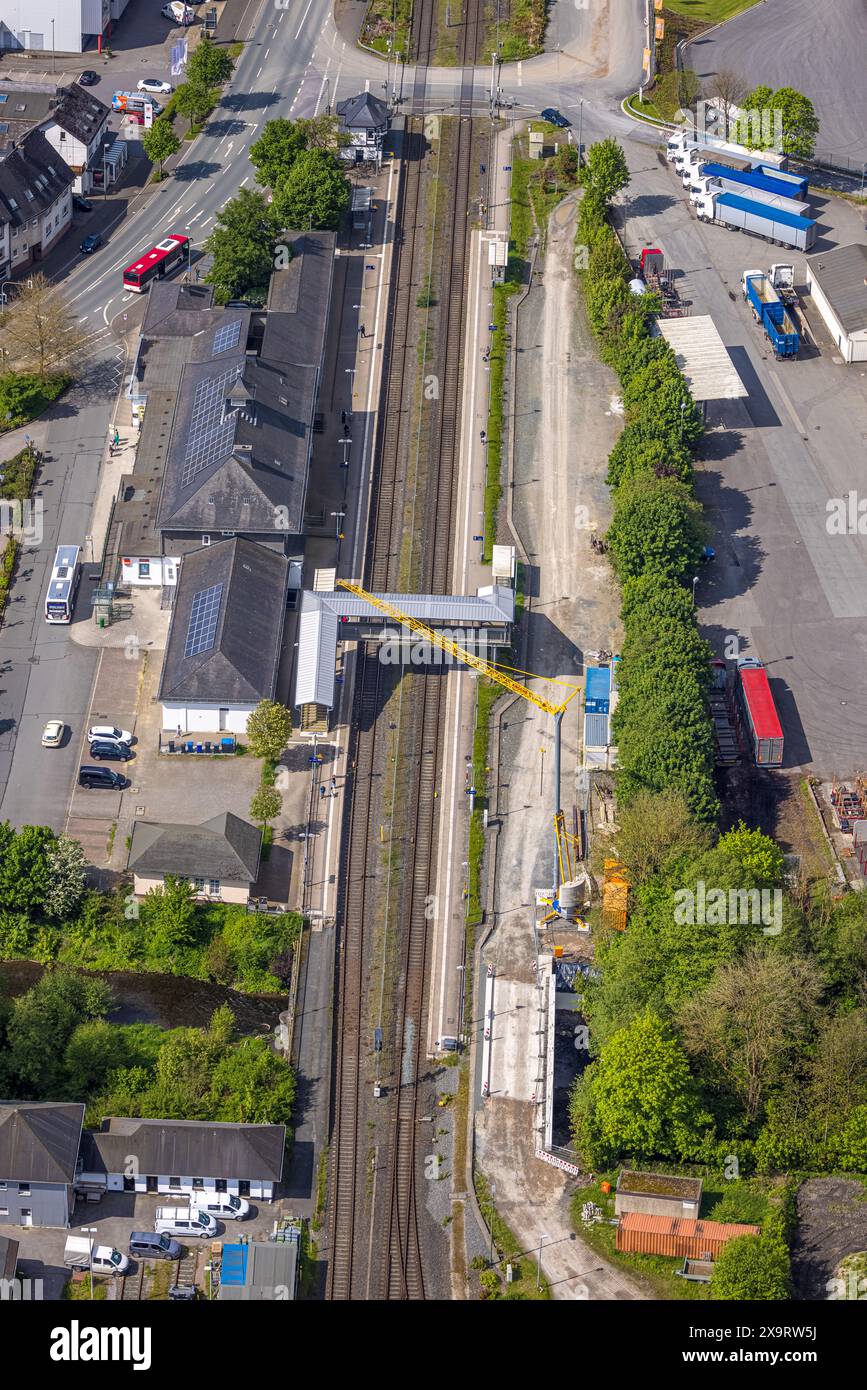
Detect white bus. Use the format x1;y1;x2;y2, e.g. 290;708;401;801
44;545;81;623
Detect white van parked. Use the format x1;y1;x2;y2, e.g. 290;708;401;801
154;1206;218;1239
64;1236;130;1276
191;1192;250;1221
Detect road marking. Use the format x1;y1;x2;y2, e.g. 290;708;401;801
239;175;249;186
264;46;270;60
188;210;203;223
256;65;263;78
295;0;314;38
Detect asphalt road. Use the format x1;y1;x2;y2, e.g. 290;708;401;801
685;0;867;168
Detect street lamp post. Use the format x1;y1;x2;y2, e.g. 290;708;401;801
83;1227;97;1301
536;1232;548;1292
577;98;584;164
51;19;55;75
330;510;345;541
692;574;699;604
489;1183;497;1266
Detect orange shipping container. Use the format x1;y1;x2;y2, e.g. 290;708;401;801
616;1213;761;1260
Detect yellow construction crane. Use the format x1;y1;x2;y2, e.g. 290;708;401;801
337;579;583;887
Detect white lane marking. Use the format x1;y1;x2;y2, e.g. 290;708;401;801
264;46;270;60
295;0;314;38
256;65;263;78
239;175;249;186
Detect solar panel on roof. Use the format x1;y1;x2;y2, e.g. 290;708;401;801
180;365;242;489
213;319;242;355
184;583;223;658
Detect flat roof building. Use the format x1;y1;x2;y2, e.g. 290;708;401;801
806;242;867;364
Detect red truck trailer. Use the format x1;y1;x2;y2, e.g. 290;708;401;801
736;657;784;766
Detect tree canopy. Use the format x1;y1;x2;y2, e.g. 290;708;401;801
204;189;281;304
271;147;351;231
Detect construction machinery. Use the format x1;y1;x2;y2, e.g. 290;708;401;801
336;579;583;887
538;811;591;927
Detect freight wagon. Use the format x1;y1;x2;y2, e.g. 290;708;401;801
695;190;817;252
736;657;784;766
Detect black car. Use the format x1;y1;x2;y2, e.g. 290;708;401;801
80;233;102;254
541;107;570;128
72;194;93;214
89;740;132;762
79;70;99;86
79;766;125;790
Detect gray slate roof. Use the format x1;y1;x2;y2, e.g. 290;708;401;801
262;231;335;374
82;1118;286;1183
0;128;72;230
336;92;389;129
128;810;262;883
158;537;288;705
808;242;867;334
49;83;110;145
0;80;56;150
0;1102;84;1184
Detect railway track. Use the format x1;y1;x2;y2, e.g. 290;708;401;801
327;0;485;1301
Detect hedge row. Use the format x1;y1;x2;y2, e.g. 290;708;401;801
576;178;719;822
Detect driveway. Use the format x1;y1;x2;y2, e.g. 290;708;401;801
685;0;867;170
616;143;867;775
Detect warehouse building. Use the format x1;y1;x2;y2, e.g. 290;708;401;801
806;243;867;364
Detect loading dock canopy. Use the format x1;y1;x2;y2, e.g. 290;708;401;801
655;315;747;401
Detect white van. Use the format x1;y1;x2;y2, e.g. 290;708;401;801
154;1206;218;1239
191;1192;250;1221
64;1236;130;1276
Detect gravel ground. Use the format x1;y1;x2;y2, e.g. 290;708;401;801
791;1178;867;1301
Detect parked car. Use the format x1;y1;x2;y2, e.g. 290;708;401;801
154;1206;218;1240
79;766;125;790
78;70;99;86
80;233;102;254
72;194;93;214
89;740;133;763
129;1231;181;1261
191;1193;250;1221
88;725;133;745
540;107;570;128
41;720;64;748
64;1237;129;1276
137;78;173;96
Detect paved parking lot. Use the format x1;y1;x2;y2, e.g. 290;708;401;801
12;1187;280;1300
619;144;867;775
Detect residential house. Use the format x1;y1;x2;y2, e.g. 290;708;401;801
0;1;131;56
0;1102;85;1229
157;537;289;734
336;91;389;165
77;1118;286;1201
40;82;113;193
127;810;262;902
0;127;73;277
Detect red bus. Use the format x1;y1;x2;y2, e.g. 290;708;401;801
736;657;784;766
122;234;189;293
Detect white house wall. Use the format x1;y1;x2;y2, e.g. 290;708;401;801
806;273;866;365
162;704;255;734
122;556;178;587
77;1170;275;1200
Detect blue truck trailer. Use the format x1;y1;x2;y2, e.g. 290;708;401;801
695;189;817;251
752;164;809;199
698;161;811;205
688;173;810;218
742;271;800;357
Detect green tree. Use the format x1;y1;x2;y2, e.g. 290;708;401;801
581;138;630;205
710;1235;791;1300
570;1010;710;1165
250;784;282;830
186;33;233;89
173;81;213;137
250;115;343;189
615;789;712;883
204;189;280;304
208;1036;296;1123
607;475;708;582
141;876;199;961
5;967;111;1096
142;117;181;177
623;358;703;446
272;148;351;230
63;1019;131;1095
741;85;819;159
718;822;785;886
678;950;823;1123
0;825;56;913
44;835;87;919
246;699;292;760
